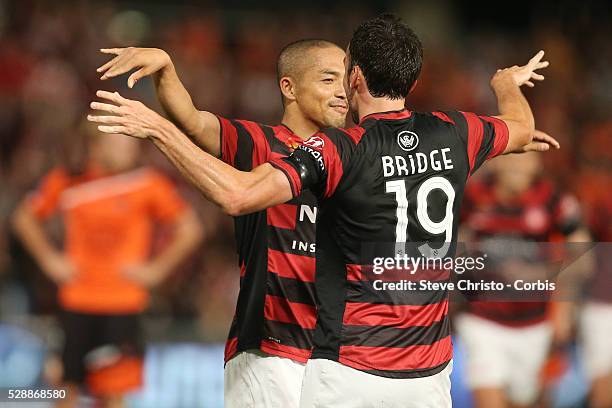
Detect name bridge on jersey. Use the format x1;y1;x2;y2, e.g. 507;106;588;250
382;147;454;177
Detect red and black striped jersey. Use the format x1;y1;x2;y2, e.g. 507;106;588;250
583;195;612;303
271;109;509;378
217;117;318;363
461;178;582;326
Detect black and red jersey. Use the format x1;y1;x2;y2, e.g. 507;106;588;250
584;195;612;303
461;178;582;326
217;117;318;363
271;109;509;378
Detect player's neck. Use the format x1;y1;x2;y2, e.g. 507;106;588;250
357;97;406;122
281;110;320;140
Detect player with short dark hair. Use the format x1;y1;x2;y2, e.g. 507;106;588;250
95;39;347;407
90;14;558;407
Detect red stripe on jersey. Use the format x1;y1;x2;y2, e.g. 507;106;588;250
218;117;238;166
264;295;317;329
267;203;297;230
360;109;412;124
237;120;270;166
339;126;366;144
461;111;484;175
225;337;238;362
321;134;344;198
268;249;315;282
239;263;246;278
260;340;311;363
339;335;452;371
270;159;302;197
347;264;450;282
432;112;455;125
346;264;363;281
480;116;509;158
343;301;449;328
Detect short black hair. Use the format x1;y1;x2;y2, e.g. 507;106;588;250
349;14;423;100
276;39;341;83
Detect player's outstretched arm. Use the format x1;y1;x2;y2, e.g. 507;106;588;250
490;50;549;153
88;91;292;215
97;47;221;157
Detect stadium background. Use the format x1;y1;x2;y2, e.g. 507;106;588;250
0;0;609;406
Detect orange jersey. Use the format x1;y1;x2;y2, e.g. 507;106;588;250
27;166;187;313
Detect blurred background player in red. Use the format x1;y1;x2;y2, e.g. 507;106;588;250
579;191;612;408
456;151;590;408
11;122;203;408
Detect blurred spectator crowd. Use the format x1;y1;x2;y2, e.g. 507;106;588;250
0;0;610;343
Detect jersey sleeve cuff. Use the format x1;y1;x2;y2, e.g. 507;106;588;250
270;159;302;198
485;116;510;158
216;115;236;165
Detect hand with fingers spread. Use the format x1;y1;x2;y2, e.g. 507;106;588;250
491;50;549;89
88;90;170;139
97;47;171;88
516;129;561;153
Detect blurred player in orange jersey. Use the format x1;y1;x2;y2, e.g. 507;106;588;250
457;151;590;408
11;122;203;408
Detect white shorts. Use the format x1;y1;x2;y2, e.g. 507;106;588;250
454;313;552;406
580;302;612;380
224;350;305;408
299;358;452;408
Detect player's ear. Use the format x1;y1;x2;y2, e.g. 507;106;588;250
279;76;297;103
349;66;360;90
409;79;418;94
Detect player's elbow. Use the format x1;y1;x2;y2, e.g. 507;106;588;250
220;192;253;217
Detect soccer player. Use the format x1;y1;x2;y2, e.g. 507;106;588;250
95;41;348;407
11;123;202;408
456;152;589;408
580;194;612;408
89;14;558;407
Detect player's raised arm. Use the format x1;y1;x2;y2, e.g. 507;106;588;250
97;47;221;156
88;91;292;215
490;50;550;153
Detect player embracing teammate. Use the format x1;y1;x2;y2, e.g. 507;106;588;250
90;13;559;408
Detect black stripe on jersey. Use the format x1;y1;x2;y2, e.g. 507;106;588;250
320;127;358;164
268;272;316;306
362;360;451;379
228;318;238;339
264;319;313;351
267;226;316;256
311;220;350;359
232;120;255;171
443;111;468;146
346;281;449;306
233;210;269;352
473;120;497;171
341;317;450;348
262;125;283;154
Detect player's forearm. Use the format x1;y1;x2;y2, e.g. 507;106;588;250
492;75;535;131
11;204;61;268
148;209;203;282
154;64;220;156
149;120;268;215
